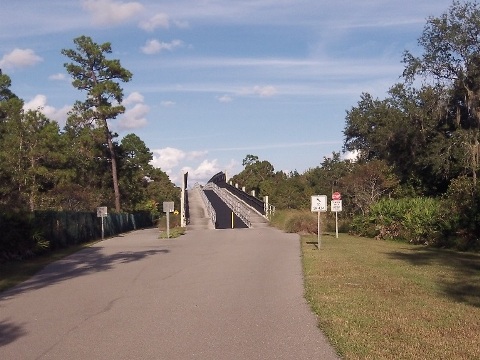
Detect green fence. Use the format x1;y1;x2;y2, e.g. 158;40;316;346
34;211;153;249
0;211;153;261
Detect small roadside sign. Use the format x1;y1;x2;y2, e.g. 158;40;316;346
163;201;175;239
97;206;107;218
311;195;327;212
332;192;341;200
163;201;174;213
96;207;108;240
331;200;343;239
331;200;342;212
311;195;327;250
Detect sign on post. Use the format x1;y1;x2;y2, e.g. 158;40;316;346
311;195;327;212
163;202;174;213
311;195;327;249
331;200;342;212
163;201;174;238
97;206;107;218
97;206;107;240
331;199;342;239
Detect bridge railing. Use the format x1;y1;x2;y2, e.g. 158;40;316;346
204;182;252;228
195;183;216;226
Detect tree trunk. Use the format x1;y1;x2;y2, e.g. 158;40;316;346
104;122;121;212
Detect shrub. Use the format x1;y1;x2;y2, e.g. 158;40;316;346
0;212;47;262
284;211;318;233
351;197;443;245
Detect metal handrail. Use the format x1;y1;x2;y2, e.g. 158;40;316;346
205;183;252;228
195;183;216;226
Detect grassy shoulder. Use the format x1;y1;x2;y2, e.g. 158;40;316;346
302;233;480;359
158;226;186;239
271;209;480;359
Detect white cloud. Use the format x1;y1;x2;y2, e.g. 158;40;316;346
118;92;149;130
183;159;221;182
82;0;144;26
217;94;233;103
172;19;190;29
253;85;278;97
23;94;71;127
139;12;170;31
141;39;184;55
48;73;66;81
151;147;186;170
239;85;278;98
119;103;149;130
187;150;208;159
150;148;220;185
123;91;144;105
160;100;176;107
0;48;43;69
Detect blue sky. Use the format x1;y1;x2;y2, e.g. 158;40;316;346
0;0;453;186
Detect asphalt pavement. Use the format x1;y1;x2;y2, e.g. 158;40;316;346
0;227;339;359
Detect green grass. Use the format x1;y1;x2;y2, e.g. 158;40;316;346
158;226;186;239
302;233;480;359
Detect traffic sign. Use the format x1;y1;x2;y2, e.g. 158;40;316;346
332;192;341;200
331;200;342;212
97;206;107;218
311;195;327;212
163;201;174;213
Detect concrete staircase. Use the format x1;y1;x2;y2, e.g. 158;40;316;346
186;187;215;230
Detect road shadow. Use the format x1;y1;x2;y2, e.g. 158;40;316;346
0;247;170;301
387;247;480;308
0;319;27;346
0;235;170;346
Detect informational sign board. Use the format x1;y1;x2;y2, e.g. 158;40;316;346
96;207;108;240
163;201;174;213
331;200;343;212
311;195;327;212
97;206;107;218
163;201;175;239
311;195;327;250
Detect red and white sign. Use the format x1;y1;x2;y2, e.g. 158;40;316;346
332;192;341;200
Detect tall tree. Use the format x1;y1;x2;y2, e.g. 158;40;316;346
343;84;452;194
0;72;23;210
118;134;154;211
0;109;64;211
403;0;480;186
232;155;275;197
62;36;132;212
339;160;399;216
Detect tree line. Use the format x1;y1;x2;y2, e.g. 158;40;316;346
0;36;179;217
231;1;480;250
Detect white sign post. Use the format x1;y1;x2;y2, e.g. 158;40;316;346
163;201;174;238
331;200;342;238
311;195;327;249
331;192;342;239
97;206;108;240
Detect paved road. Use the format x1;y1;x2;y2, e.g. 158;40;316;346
203;190;248;229
0;227;339;359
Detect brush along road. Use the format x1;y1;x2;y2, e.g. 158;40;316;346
0;227;339;359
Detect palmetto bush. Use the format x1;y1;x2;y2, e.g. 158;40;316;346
352;197;443;245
